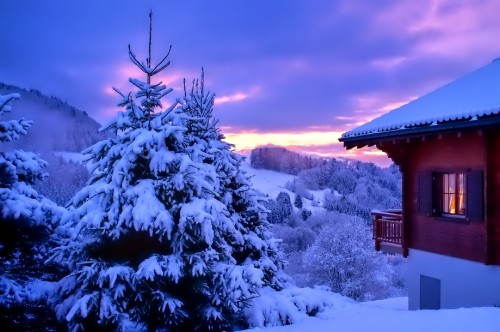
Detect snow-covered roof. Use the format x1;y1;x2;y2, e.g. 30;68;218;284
342;58;500;139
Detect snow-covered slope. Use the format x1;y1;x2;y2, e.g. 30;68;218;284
240;157;328;210
240;160;295;198
0;82;108;153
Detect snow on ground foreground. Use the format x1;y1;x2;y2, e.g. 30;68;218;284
244;295;500;332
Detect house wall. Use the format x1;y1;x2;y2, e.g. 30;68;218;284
400;131;488;263
408;249;500;309
487;130;500;264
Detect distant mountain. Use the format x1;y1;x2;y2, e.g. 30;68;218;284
0;82;109;153
0;82;112;205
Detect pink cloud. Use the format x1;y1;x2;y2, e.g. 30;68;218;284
374;0;500;63
215;86;261;105
215;92;248;105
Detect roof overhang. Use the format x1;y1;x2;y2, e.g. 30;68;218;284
339;115;500;150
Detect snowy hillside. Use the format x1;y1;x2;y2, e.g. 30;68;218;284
0;82;109;153
240;157;329;210
0;83;112;205
240;158;295;197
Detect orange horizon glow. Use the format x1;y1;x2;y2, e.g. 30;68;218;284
223;130;344;150
223;130;393;167
97;62;409;168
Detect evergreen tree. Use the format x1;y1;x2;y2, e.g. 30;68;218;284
293;194;303;209
0;93;65;329
50;13;285;332
177;70;286;330
301;209;312;221
276;191;292;222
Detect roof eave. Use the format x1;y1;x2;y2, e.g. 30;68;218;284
339;116;500;149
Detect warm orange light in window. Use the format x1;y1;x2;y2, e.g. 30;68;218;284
442;173;465;215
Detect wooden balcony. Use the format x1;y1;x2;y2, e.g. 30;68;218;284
372;209;408;257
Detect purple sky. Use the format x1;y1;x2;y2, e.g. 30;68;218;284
2;0;500;166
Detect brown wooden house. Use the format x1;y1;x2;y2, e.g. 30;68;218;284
339;59;500;310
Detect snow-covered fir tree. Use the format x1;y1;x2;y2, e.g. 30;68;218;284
0;93;65;329
50;13;285;332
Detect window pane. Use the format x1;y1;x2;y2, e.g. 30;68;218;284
458;174;464;195
441;173;465;215
448;174;455;194
457;174;465;215
443;193;448;213
443;193;455;213
450;194;456;213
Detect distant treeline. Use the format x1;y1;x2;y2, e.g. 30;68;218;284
250;146;326;175
250;145;401;221
251;146;406;300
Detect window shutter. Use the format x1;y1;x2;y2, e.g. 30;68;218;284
466;170;483;221
419;171;433;216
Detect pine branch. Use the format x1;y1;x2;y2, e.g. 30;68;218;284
150;45;172;76
0;94;20;115
128;44;149;74
113;87;126;99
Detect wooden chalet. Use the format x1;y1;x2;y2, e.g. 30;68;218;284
339;58;500;310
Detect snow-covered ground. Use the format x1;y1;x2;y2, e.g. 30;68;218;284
240;161;295;198
244;296;500;332
240;157;328;211
54;151;88;164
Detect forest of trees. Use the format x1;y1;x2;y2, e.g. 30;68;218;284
253;146;406;301
0;92;407;330
0;15;407;332
250;146;326;175
0;14;292;331
254;146;401;221
0;89;407;330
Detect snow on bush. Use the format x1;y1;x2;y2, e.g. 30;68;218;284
0;93;66;329
301;213;394;301
244;286;349;328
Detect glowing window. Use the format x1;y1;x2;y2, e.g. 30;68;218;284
441;173;465;215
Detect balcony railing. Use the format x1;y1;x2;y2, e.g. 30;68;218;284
371;209;408;257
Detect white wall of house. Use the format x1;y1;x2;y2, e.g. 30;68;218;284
408;249;500;310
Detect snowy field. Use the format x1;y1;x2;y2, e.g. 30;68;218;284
54;151;87;164
240;158;295;197
240;157;329;210
243;296;500;332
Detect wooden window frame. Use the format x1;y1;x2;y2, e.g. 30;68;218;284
419;170;483;222
435;172;466;218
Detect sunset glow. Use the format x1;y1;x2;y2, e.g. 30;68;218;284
224;130;344;150
3;1;500;167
